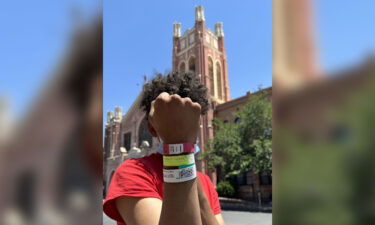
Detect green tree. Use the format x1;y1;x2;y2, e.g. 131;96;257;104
237;90;272;174
203;119;242;179
201;90;272;180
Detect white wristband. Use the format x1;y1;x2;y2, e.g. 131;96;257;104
163;164;197;183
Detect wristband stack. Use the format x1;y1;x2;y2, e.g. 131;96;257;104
162;143;197;183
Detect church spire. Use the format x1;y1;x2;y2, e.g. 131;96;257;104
195;5;205;21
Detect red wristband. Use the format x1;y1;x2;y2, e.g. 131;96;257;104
163;143;195;155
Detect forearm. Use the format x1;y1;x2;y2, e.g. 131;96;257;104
150;92;204;225
197;178;220;225
159;179;202;225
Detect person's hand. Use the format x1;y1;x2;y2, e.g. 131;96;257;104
148;92;201;144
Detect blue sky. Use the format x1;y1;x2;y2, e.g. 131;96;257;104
315;0;375;73
0;0;100;118
1;1;375;119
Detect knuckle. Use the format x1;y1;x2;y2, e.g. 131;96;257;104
159;92;169;97
155;92;170;103
192;103;201;111
171;94;181;100
170;94;183;104
184;97;192;103
157;92;169;100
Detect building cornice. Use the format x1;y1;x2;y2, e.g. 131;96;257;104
122;92;143;123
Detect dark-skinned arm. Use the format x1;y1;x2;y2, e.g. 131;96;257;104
116;92;202;225
197;177;226;225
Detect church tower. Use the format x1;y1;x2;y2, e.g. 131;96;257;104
172;5;230;102
172;6;230;178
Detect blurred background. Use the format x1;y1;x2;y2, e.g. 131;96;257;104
273;0;375;225
1;0;375;224
0;1;102;225
103;1;272;224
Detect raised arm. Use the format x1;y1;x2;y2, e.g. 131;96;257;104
151;92;202;225
116;92;202;225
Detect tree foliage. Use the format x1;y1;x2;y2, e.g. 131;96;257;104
201;90;272;180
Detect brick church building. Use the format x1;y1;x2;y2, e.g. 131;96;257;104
104;6;272;201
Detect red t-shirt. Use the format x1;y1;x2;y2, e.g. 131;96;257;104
103;153;221;225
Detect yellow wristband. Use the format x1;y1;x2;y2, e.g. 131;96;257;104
163;153;195;167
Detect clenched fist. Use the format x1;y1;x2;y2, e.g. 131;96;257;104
148;92;201;144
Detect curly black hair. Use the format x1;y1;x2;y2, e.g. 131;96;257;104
140;72;209;116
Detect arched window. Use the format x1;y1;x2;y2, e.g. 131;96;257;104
208;57;215;96
123;132;131;152
216;62;223;99
179;62;186;73
138;117;153;147
188;56;196;73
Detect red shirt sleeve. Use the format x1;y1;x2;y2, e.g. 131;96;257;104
103;159;162;223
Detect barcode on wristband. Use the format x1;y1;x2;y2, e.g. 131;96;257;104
180;166;194;178
169;144;183;154
163;164;197;183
